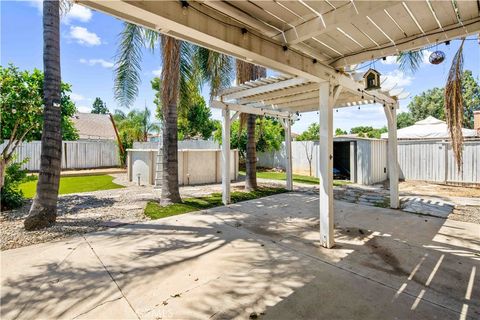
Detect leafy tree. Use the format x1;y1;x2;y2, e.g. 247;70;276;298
403;70;479;128
91;97;109;114
151;77;218;140
296;123;319;141
214;117;284;159
335;128;347;136
396;112;415;129
350;126;387;139
0;65;78;189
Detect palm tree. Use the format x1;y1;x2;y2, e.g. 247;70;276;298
114;23;233;205
113;108;159;142
236;60;267;191
24;0;64;230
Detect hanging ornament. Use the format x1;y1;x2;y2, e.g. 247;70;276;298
429;50;445;65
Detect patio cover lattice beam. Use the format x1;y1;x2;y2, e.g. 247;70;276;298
79;0;396;106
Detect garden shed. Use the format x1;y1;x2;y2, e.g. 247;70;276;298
257;137;388;185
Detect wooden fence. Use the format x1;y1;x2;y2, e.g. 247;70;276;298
1;140;120;171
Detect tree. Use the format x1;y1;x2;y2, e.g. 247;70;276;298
396;112;415;129
296;123;320;141
114;23;232;205
113;108;159;142
91;97;109;114
335;128;347;136
25;0;63;230
350;126;387;139
402;71;479;128
151;77;218;140
213;117;284;159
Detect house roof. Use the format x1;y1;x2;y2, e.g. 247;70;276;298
71;113;116;140
363;69;381;78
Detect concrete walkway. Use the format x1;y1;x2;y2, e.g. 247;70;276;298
1;192;479;319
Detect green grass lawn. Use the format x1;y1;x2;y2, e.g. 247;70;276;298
240;170;351;186
19;174;125;198
144;187;287;220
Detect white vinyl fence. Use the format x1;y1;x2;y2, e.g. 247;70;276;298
397;140;480;184
134;140;220;150
1;140;120;171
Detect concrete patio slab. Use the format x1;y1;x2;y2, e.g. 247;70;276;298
1;192;479;319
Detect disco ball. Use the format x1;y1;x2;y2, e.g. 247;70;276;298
429;51;445;65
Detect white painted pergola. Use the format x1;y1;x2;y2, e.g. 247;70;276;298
212;74;401;248
80;0;480;248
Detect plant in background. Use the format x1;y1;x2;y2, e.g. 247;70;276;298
296;123;320;141
214;117;284;159
335;128;347;136
91;97;109;114
0;65;78;189
1;159;36;211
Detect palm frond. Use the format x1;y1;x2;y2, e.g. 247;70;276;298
195;47;234;99
60;0;73;16
114;23;144;108
397;50;424;73
444;39;465;172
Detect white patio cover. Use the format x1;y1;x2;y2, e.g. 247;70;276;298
381;116;478;139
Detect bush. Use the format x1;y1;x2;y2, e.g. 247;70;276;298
1;161;36;211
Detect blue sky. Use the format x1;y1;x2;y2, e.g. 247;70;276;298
2;1;479;134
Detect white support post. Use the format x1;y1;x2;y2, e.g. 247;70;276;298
319;81;335;248
283;118;293;191
384;103;399;209
222;108;231;205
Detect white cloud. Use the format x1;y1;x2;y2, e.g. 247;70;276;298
28;1;92;24
152;68;162;77
381;70;413;90
422;50;433;64
80;58;114;68
70;93;86;103
69;26;101;46
381;56;398;65
63;5;93;24
27;0;42;13
77;105;92;113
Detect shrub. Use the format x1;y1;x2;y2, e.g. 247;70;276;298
1;161;36;211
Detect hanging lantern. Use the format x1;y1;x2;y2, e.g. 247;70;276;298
363;68;381;90
429;50;445;65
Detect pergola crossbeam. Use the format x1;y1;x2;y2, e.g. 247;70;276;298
211;100;292;119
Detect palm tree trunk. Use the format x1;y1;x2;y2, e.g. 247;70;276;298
236;61;266;191
245;113;257;190
25;0;62;230
160;35;182;205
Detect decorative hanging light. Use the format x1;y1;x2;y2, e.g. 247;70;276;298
429;50;445;65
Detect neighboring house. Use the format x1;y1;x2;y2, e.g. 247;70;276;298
71;113;116;140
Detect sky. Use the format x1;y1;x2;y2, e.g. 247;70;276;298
2;1;480;134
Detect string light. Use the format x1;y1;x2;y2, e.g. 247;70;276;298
241;28;248;41
181;1;189;15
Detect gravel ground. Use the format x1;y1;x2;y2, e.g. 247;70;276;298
0;174;288;251
2;174;478;251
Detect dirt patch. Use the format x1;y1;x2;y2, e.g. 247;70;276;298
400;181;480;198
